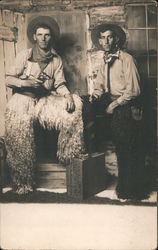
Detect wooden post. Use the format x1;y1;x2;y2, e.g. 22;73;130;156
14;12;27;53
0;10;7;137
2;10;16;101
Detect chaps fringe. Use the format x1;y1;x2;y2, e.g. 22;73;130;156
5;93;85;191
35;94;85;163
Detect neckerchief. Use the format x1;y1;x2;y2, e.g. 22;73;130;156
31;44;54;72
104;50;120;66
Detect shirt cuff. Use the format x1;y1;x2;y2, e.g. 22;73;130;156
117;96;129;106
56;84;70;96
6;76;22;88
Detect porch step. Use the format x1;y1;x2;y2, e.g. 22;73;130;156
38;162;66;172
37;162;66;189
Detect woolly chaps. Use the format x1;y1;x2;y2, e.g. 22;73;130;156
5;93;84;192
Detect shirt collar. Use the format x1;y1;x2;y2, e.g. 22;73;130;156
104;49;120;58
27;47;58;60
103;50;120;64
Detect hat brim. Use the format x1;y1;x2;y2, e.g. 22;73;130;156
91;24;126;49
27;16;60;44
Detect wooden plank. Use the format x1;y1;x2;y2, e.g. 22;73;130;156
0;25;17;42
38;172;66;180
0;41;6;137
38;163;66;172
0;10;7;137
2;9;16;101
37;179;66;189
0;1;31;8
14;12;27;53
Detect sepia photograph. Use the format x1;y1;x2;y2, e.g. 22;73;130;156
0;0;157;249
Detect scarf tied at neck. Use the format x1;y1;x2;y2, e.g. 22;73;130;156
104;51;119;65
31;44;54;72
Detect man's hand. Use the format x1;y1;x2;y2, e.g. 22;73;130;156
65;94;75;113
90;89;103;102
20;75;44;88
91;92;100;100
91;90;102;101
106;100;118;114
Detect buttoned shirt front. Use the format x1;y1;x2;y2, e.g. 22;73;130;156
94;50;141;105
6;48;70;96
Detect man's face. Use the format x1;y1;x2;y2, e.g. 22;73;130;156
99;30;115;53
33;27;52;50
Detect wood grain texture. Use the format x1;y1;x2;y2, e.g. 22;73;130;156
0;25;17;42
2;10;16;101
14;12;27;53
0;10;6;137
38;172;66;180
37;178;66;189
37;162;66;188
38;163;66;172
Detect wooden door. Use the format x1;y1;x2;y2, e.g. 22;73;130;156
0;10;27;137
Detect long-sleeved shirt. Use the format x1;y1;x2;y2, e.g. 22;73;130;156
93;50;141;105
5;48;70;96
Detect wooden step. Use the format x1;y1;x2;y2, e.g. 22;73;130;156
38;172;66;180
37;179;66;189
37;162;66;189
38;162;66;172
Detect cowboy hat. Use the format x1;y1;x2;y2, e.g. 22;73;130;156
27;15;60;44
91;23;126;49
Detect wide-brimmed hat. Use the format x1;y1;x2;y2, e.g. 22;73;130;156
27;15;60;44
91;23;126;49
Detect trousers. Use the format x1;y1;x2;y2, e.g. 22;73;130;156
110;104;149;199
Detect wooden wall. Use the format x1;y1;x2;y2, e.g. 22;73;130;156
0;10;26;137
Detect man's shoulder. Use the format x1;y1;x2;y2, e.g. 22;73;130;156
119;50;134;62
16;48;32;60
50;48;63;67
50;48;60;58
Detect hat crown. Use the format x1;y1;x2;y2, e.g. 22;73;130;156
91;23;126;49
27;15;60;44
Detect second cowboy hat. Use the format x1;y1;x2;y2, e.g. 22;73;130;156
27;15;60;44
91;23;126;49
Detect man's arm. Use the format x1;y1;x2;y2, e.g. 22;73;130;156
5;50;43;89
106;55;141;114
6;75;43;89
92;65;105;100
116;55;141;105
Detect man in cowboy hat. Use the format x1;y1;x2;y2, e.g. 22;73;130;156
7;15;75;110
91;24;149;200
5;16;84;195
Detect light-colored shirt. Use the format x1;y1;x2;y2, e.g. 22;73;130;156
6;48;70;96
93;50;141;105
